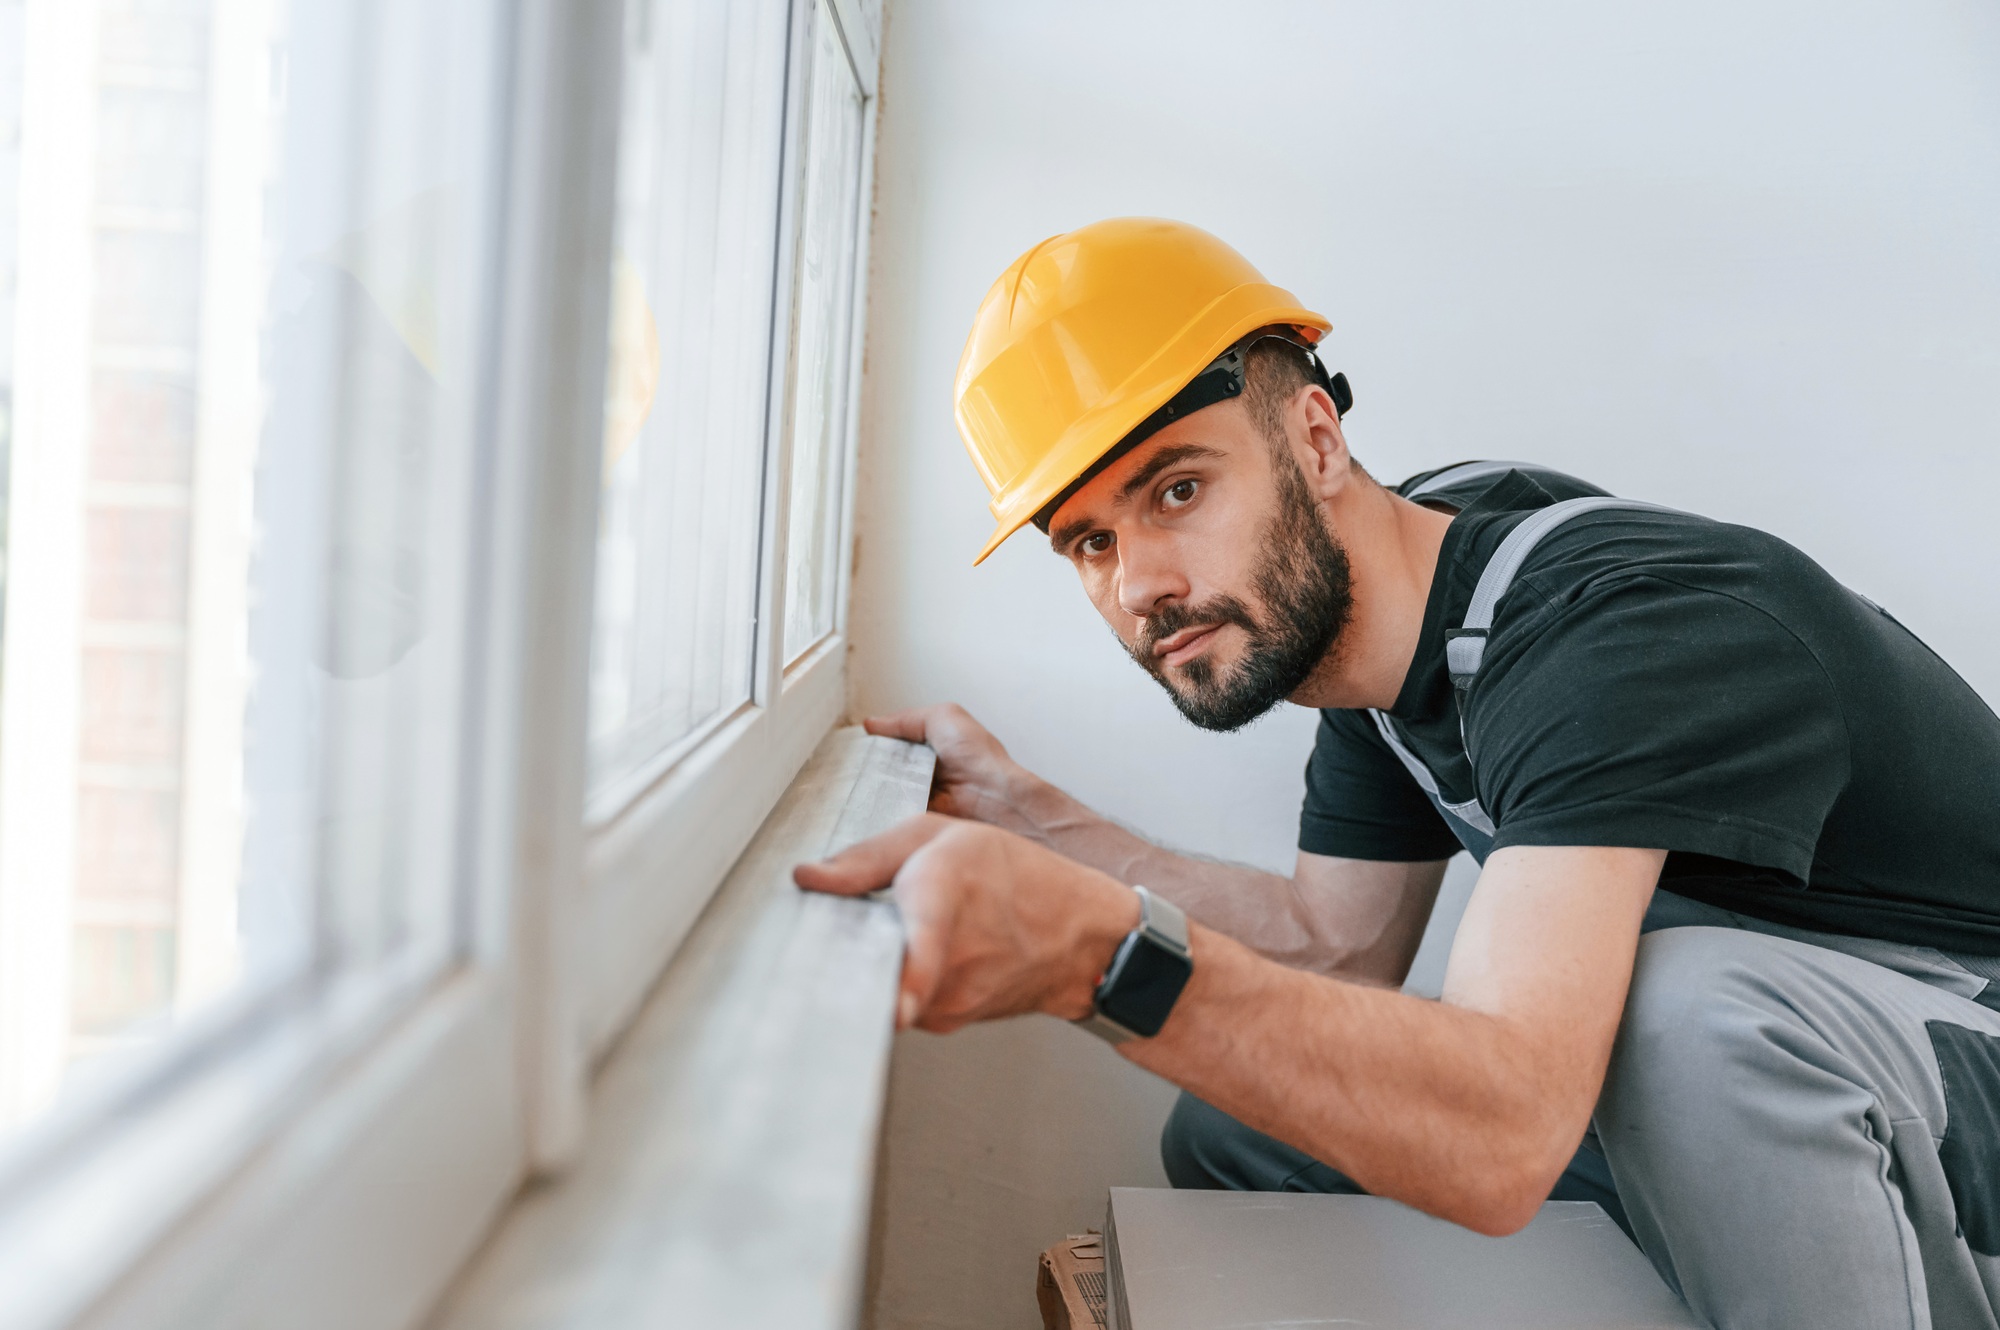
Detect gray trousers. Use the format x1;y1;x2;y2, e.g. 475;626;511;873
1162;899;2000;1330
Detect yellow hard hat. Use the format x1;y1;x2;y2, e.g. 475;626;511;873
954;218;1331;563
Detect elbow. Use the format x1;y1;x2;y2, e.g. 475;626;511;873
1450;1183;1547;1238
1434;1136;1576;1238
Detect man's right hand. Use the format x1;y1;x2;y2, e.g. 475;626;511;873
863;704;1052;839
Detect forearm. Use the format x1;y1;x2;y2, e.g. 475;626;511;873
1009;777;1284;917
1004;776;1418;980
1124;924;1587;1234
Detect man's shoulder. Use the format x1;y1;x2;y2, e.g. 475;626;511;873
1517;505;1832;620
1395;460;1872;715
1462;499;1854;711
1395;460;1802;571
1397;463;1776;590
1393;460;1612;510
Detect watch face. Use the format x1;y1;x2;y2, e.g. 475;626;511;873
1097;933;1194;1039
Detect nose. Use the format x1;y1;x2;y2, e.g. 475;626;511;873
1115;529;1190;621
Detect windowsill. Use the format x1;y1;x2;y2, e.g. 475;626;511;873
429;727;932;1329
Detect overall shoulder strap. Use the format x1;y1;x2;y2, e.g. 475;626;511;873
1368;708;1496;836
1366;495;1675;838
1444;496;1675;688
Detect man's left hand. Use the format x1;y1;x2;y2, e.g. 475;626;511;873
794;813;1140;1032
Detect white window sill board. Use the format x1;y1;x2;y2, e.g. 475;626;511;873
429;727;931;1330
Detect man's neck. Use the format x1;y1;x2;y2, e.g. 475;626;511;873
1290;483;1454;712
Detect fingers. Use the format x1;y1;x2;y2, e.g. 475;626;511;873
862;709;934;743
793;811;954;897
796;815;964;1031
865;701;989;748
893;870;952;1029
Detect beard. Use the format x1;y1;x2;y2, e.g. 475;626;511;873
1125;455;1354;732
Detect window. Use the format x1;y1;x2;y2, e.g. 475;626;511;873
0;0;272;1132
0;0;507;1125
588;0;871;811
0;0;525;1318
574;0;876;1055
587;0;788;812
0;0;881;1319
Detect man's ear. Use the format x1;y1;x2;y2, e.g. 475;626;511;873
1290;385;1351;501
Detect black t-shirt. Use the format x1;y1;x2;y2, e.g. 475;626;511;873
1299;464;2000;954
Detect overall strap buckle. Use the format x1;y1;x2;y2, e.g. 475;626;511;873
1444;629;1487;690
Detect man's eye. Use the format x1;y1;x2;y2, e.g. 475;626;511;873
1080;533;1113;557
1163;479;1199;507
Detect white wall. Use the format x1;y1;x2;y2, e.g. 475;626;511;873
853;3;2000;1326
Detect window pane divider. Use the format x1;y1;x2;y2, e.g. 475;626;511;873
830;49;878;644
824;0;879;96
750;0;819;712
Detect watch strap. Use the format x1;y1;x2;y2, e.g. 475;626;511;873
1134;884;1189;955
1073;1009;1139;1045
1073;886;1190;1045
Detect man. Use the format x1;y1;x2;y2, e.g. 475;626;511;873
795;218;2000;1329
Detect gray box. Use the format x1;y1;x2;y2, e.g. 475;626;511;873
1104;1187;1700;1329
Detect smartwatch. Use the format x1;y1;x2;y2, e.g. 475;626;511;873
1074;885;1194;1044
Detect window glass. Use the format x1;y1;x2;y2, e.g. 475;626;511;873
781;2;866;664
588;0;788;810
0;0;502;1143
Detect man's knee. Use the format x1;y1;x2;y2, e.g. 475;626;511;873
1161;1092;1262;1190
1161;1092;1224;1189
1600;925;1848;1170
1606;927;1783;1099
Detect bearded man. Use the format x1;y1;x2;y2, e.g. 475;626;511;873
796;219;2000;1330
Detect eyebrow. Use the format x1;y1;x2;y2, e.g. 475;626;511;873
1049;443;1225;555
1049;515;1095;555
1120;443;1222;501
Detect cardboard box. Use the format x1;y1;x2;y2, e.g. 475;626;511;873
1036;1231;1108;1330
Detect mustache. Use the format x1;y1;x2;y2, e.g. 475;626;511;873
1131;594;1260;668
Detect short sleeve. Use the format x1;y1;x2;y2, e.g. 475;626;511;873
1300;708;1464;861
1472;577;1850;876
